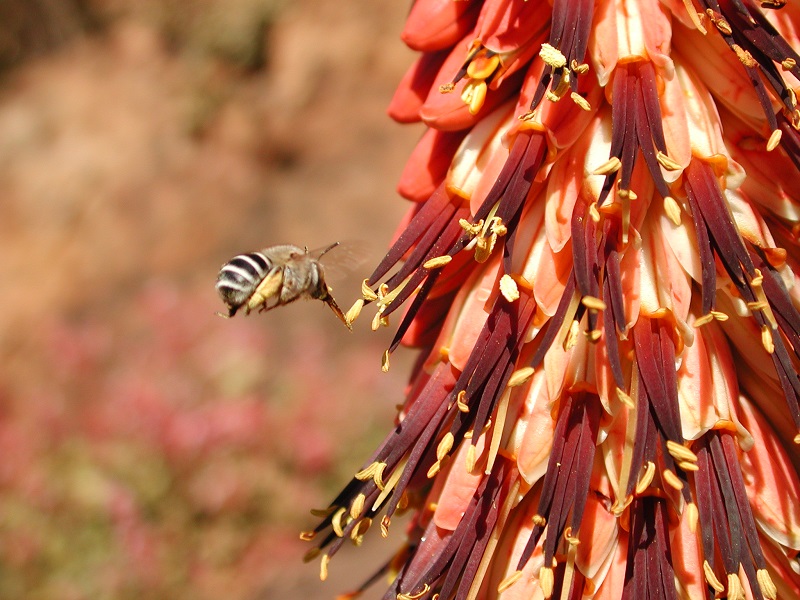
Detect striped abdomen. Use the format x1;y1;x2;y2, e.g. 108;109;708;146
215;251;273;316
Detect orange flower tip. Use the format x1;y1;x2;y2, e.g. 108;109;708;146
662;469;685;490
686;502;699;533
664;196;682;225
666;440;698;464
533;514;547;526
757;569;778;600
380;515;391;538
439;82;455;94
319;554;331;582
703;560;725;592
767;129;782;151
635;461;657;495
593;157;622;176
500;274;521;302
361;279;378;302
508;366;535;387
336;593;361;600
300;530;316;542
539;43;567;69
727;573;746;600
762;246;787;267
381;349;391;372
781;57;797;71
350;493;366;520
466;54;500;80
497;570;523;594
581;295;607;311
423;255;453;270
304;547;321;563
761;325;775;354
616;388;635;408
437;432;455;461
539;566;555;598
345;299;364;326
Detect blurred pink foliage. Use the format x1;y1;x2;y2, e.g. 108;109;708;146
0;282;399;599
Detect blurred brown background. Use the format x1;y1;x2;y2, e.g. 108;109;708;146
0;1;420;598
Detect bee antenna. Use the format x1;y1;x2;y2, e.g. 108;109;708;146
319;241;340;257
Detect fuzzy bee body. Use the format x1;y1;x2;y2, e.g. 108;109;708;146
216;243;350;328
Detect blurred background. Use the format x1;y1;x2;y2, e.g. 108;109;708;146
0;1;420;598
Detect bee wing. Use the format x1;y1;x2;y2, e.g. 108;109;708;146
311;241;370;280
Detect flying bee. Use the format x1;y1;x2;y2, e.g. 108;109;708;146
215;242;351;329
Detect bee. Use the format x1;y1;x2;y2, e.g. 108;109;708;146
215;242;350;329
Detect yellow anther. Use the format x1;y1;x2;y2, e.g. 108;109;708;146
616;388;635;408
423;255;452;269
761;325;775;354
345;299;364;325
592;156;622;175
656;151;682;171
350;493;366;520
767;129;782;151
666;440;698;464
508;366;535;387
703;561;725;592
570;91;591;111
581;295;607;311
635;461;656;494
662;469;684;490
382;349;391;372
320;554;330;581
361;279;378;301
500;274;520;302
664;196;682;225
497;570;523;593
539;43;567;68
539;566;555;599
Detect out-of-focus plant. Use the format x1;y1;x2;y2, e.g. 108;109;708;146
304;2;800;599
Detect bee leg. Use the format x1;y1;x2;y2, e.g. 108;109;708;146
322;288;352;331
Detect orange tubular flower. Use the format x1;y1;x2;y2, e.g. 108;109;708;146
303;1;800;599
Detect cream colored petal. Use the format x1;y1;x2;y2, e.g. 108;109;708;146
513;369;555;486
737;395;800;551
432;435;486;530
446;102;514;208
